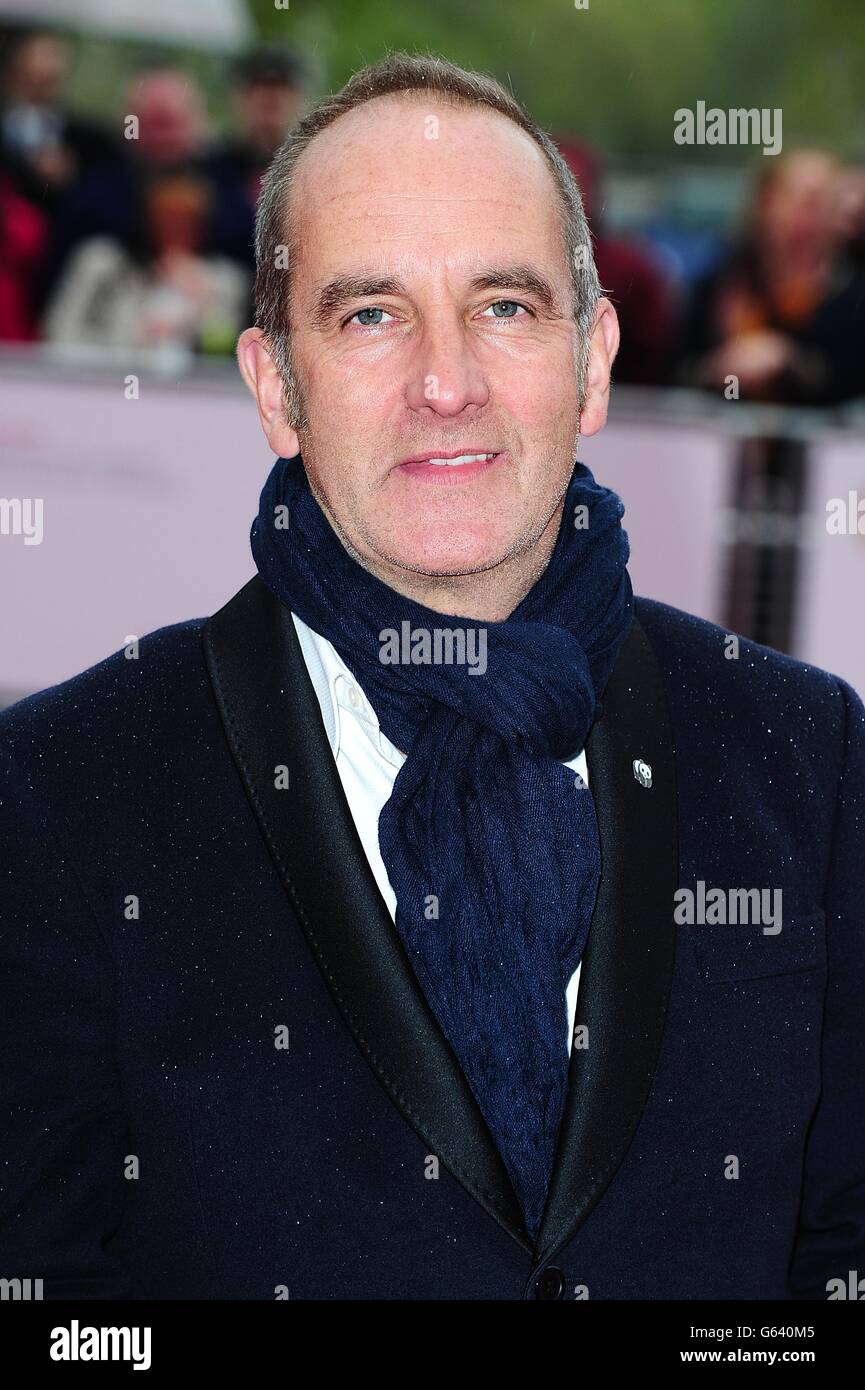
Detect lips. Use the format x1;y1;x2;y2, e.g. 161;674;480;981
397;449;503;480
399;449;498;466
422;452;496;467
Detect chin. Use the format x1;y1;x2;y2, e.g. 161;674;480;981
382;525;510;579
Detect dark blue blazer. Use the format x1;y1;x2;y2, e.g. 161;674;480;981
1;577;863;1300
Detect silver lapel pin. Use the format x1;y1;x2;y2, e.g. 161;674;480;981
632;757;653;788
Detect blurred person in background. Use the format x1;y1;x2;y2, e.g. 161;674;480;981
837;160;865;276
675;149;865;405
43;170;249;356
0;29;116;211
207;46;310;273
46;68;208;266
556;136;674;385
44;68;250;309
0;27;116;331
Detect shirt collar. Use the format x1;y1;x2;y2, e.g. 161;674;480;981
291;610;589;784
290;610;405;767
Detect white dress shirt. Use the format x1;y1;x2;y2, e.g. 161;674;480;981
291;612;589;1056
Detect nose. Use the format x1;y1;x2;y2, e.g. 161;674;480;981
404;309;490;417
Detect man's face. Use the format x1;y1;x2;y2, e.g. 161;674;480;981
282;97;586;582
238;81;304;155
132;74;204;166
11;36;68;106
759;153;840;260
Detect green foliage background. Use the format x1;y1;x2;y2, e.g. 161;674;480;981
58;0;864;177
246;0;865;164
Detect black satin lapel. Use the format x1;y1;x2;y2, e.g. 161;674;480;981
203;576;531;1251
534;614;679;1268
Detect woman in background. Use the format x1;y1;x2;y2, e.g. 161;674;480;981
43;171;249;357
676;149;865;406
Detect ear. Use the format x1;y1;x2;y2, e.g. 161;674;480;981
236;327;300;458
579;296;620;438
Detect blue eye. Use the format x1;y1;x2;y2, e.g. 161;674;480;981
484;300;525;318
350;306;392;326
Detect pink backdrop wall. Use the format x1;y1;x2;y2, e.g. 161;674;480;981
2;364;862;701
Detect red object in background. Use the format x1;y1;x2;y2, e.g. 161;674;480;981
0;176;48;341
556;136;674;385
592;236;674;385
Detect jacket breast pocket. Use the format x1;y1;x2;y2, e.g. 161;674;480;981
692;910;827;984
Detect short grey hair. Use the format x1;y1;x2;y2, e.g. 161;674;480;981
254;51;600;427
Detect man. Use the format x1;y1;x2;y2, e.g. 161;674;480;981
0;29;117;209
0;28;117;324
207;46;310;271
1;53;862;1301
43;70;251;313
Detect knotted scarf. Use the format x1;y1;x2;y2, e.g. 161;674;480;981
251;454;633;1238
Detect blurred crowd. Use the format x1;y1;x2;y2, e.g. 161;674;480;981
2;27;865;404
0;30;307;359
556;138;865;406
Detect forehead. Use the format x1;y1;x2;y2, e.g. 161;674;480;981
288;94;567;287
771;154;837;195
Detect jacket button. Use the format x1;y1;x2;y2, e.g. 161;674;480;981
534;1265;565;1300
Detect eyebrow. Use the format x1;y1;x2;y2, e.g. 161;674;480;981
467;265;562;317
311;276;404;330
310;264;563;329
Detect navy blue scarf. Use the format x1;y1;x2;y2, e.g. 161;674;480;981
251;454;633;1238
